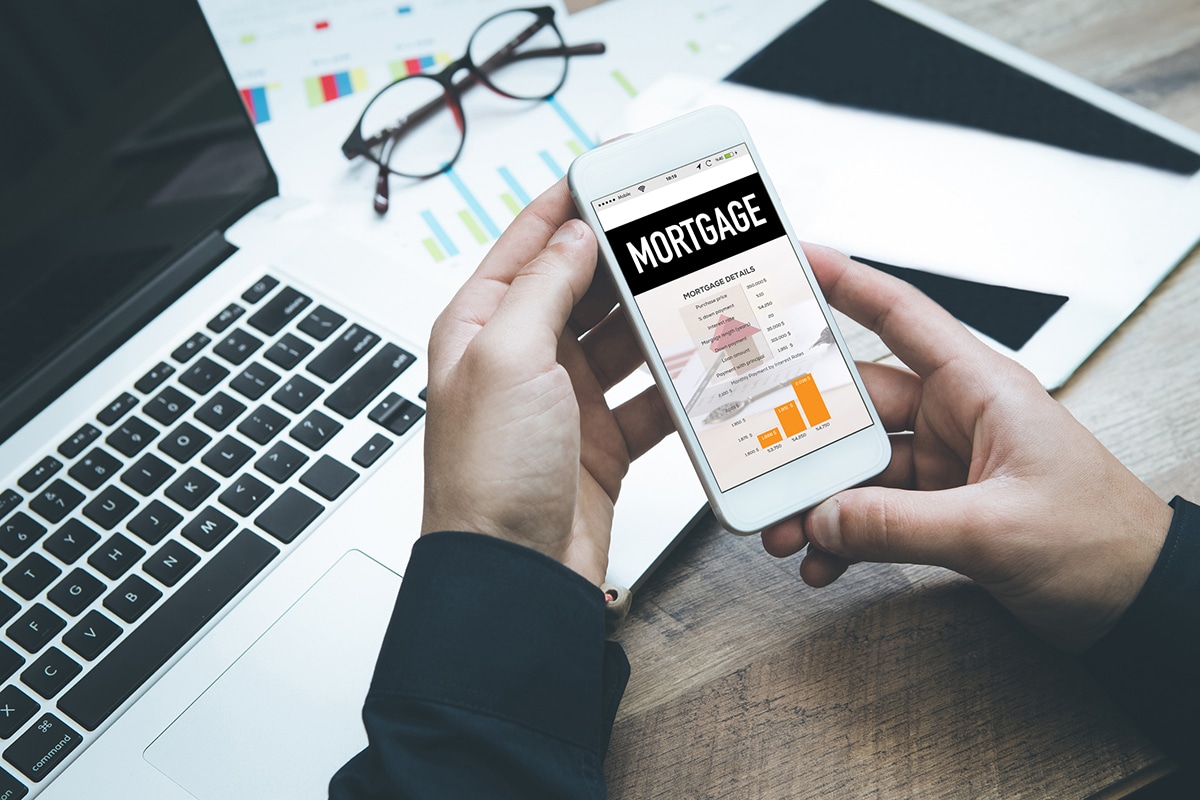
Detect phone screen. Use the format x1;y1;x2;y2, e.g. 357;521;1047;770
592;146;875;492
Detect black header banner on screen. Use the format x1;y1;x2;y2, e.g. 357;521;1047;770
604;172;787;295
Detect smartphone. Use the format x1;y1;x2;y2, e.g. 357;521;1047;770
569;106;890;534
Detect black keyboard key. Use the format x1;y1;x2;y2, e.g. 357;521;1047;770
63;611;122;662
96;392;138;426
194;391;247;432
4;554;61;600
7;604;66;653
297;305;346;341
307;324;379;383
368;394;425;437
145;386;194;426
290;410;342;451
171;332;211;364
0;493;18;524
352;434;393;468
255;489;323;544
67;448;122;491
419;386;427;402
143;540;199;588
158;421;212;463
207;303;245;334
242;275;279;305
121;454;176;497
0;644;22;684
254;442;308;483
325;344;414;419
181;507;236;552
125;500;182;546
82;486;137;530
4;712;80;779
247;286;310;336
219;474;273;517
28;480;84;525
229;362;280;401
0;685;38;739
201;436;254;478
179;357;229;396
58;424;100;459
58;529;278;731
21;649;81;699
213;328;263;366
18;457;61;493
164;468;219;512
0;514;46;559
0;595;18;627
264;333;313;370
105;416;158;458
272;375;322;413
103;575;161;623
300;456;358;501
42;520;100;565
0;765;25;798
237;405;288;445
87;534;144;581
48;569;105;617
134;361;175;395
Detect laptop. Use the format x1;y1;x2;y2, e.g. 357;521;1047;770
0;2;704;797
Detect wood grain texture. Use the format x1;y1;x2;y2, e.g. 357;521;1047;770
586;0;1200;797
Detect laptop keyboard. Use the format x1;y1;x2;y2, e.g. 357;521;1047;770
0;275;424;796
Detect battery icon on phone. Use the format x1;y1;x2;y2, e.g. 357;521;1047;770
724;152;732;159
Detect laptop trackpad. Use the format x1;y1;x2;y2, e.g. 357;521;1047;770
145;550;402;799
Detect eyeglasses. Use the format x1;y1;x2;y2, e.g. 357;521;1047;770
341;6;605;215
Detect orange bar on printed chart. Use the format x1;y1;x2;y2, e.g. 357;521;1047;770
757;428;783;448
773;400;806;438
791;374;831;425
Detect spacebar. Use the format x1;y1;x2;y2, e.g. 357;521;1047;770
58;530;280;731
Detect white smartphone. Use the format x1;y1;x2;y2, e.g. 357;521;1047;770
569;106;890;534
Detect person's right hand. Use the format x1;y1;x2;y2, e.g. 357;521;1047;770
761;245;1174;653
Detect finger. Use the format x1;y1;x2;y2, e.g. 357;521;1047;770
805;483;987;575
761;515;808;558
580;307;645;393
799;548;852;588
568;266;619;335
857;360;921;432
612;384;676;462
802;243;993;378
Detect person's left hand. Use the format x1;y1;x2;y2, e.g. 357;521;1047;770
421;178;675;587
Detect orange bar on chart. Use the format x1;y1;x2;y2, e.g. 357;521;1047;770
757;428;783;448
773;400;806;438
791;374;831;425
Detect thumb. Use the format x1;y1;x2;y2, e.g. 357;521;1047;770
806;485;987;574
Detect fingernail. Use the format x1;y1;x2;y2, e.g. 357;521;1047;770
808;499;842;553
550;219;585;245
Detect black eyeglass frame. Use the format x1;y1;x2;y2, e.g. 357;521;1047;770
341;6;605;213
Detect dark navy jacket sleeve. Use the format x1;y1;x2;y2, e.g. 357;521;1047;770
328;531;629;799
1084;496;1200;764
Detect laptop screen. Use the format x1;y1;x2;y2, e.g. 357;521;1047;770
0;0;277;443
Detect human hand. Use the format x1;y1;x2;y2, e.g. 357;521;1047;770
761;245;1173;652
421;179;675;587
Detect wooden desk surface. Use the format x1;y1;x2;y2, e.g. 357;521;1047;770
572;0;1200;796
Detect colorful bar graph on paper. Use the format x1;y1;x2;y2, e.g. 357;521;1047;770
421;211;459;258
397;5;413;13
567;140;585;157
757;428;783;449
458;210;489;244
239;86;272;125
792;374;831;426
446;169;500;239
539;150;564;179
423;238;447;262
389;52;452;80
498;167;531;206
546;97;595;149
501;193;522;216
612;70;637;97
305;68;368;106
773;400;807;438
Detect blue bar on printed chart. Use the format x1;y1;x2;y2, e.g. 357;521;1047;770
539;150;564;178
546;97;596;149
445;169;501;239
498;167;531;206
421;211;459;257
334;71;353;97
